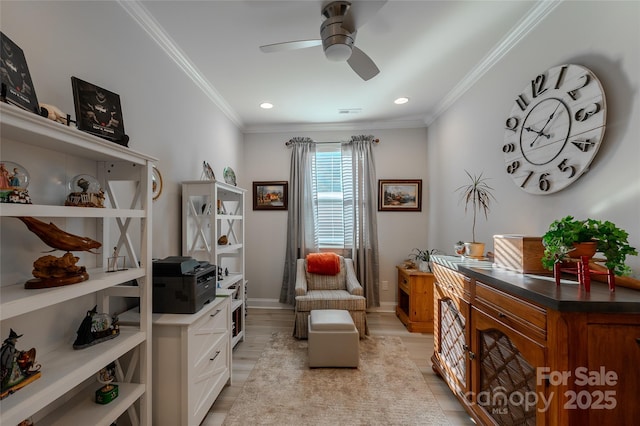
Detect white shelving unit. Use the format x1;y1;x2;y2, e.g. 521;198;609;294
0;103;154;425
182;180;246;347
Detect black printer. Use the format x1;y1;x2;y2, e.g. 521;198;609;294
152;256;216;314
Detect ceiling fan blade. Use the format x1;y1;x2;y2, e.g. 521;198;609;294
259;39;322;53
347;46;379;81
342;0;388;33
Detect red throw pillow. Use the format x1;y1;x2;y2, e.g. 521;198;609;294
306;253;340;275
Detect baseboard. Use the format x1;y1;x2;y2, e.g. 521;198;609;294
246;298;396;313
247;298;294;310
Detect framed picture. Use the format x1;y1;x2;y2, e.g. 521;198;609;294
1;32;40;114
253;181;288;211
378;179;422;212
71;76;127;145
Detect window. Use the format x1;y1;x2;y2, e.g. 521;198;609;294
313;143;353;248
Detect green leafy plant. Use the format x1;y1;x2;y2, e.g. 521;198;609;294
541;215;638;276
409;248;443;272
455;171;497;243
409;248;442;262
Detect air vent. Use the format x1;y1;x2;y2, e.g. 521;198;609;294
338;108;362;114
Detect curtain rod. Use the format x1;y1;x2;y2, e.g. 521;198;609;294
285;137;380;147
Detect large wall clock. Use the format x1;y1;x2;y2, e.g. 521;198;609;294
502;64;606;195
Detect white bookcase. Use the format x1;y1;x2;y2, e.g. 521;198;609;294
182;180;246;347
0;103;154;425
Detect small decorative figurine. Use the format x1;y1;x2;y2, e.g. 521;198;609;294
107;246;127;272
95;362;118;404
225;267;229;276
73;305;120;350
1;329;41;399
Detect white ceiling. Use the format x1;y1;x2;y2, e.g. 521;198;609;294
125;0;553;133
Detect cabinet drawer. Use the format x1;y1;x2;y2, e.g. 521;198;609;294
191;336;230;423
189;303;229;364
192;303;229;333
475;281;547;340
433;267;467;300
398;270;410;294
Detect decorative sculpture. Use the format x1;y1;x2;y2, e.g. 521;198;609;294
73;305;120;350
1;329;41;399
14;216;102;288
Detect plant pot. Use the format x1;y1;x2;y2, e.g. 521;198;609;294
567;241;598;259
464;242;485;259
418;260;430;272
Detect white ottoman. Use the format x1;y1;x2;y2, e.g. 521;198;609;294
308;309;359;368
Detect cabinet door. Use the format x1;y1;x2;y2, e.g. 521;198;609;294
433;280;470;397
586;324;640;425
470;307;547;426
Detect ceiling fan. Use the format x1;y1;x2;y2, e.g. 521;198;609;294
259;0;387;81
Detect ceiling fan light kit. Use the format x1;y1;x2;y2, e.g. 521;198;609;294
258;0;386;81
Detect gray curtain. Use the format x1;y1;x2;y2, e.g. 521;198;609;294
279;137;318;305
344;135;380;308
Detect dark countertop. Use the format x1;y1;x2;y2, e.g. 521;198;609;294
431;255;640;314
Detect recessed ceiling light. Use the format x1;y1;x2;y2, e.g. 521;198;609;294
260;102;274;109
394;97;409;105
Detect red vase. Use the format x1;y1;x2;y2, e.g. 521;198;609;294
567;241;597;259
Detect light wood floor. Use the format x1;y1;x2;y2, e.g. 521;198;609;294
202;309;475;425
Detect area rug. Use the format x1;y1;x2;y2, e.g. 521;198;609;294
223;332;450;425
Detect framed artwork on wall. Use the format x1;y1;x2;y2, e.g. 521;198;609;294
378;179;422;212
71;76;128;146
253;181;288;211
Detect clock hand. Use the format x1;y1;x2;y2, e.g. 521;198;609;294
530;102;562;147
524;126;551;138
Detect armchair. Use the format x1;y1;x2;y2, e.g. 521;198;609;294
293;255;368;339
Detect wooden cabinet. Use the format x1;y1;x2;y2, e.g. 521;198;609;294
121;295;231;426
431;255;640;426
432;263;471;399
396;267;435;333
0;103;153;425
182;181;246;348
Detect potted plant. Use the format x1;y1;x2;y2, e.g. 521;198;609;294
455;171;496;258
409;248;442;272
541;215;638;276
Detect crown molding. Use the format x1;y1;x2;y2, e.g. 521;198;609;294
119;0;561;133
117;0;243;128
242;118;428;134
425;0;563;126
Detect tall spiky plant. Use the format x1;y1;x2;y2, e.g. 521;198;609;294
455;171;496;243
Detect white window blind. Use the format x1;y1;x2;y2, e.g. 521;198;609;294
314;143;353;248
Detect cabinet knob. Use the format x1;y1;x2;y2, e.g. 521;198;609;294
462;344;470;352
497;312;506;318
210;350;221;361
403;279;408;285
468;351;476;360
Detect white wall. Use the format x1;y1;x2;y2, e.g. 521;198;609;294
1;1;243;262
243;127;429;310
427;0;640;274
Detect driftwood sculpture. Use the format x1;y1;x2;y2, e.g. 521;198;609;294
14;217;102;289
